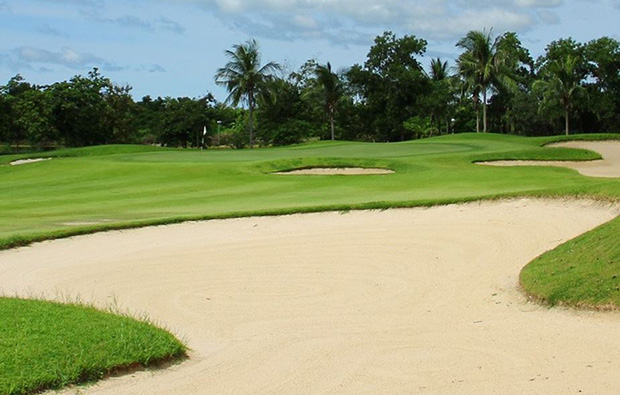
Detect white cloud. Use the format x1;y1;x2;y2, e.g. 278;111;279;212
81;10;186;34
514;0;562;7
30;0;103;7
293;15;317;29
410;8;534;40
175;0;562;45
12;46;123;70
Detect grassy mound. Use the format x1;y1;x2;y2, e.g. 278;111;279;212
520;215;620;309
0;298;186;395
473;147;602;162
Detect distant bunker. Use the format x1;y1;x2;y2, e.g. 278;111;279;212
10;158;53;166
274;167;395;175
477;141;620;178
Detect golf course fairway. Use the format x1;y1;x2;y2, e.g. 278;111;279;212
1;133;620;394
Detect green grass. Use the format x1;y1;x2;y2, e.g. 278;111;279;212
0;298;186;395
2;133;619;250
520;216;620;309
473;147;602;162
0;144;172;165
540;133;620;145
1;132;620;394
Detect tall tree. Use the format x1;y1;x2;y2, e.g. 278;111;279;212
429;57;449;81
426;58;454;133
347;31;430;141
256;77;314;146
215;39;280;148
456;30;515;133
457;69;482;133
314;62;342;140
584;37;620;132
490;32;536;134
13;88;57;147
49;69;113;146
534;55;584;135
0;75;34;145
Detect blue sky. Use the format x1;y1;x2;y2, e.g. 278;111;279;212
2;0;619;101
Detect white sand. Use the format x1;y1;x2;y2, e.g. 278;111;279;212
9;158;52;166
480;141;620;178
1;199;620;395
274;167;394;175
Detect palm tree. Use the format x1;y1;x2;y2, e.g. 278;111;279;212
456;30;512;133
458;72;482;133
314;62;342;141
215;39;280;148
534;55;584;136
428;58;452;133
429;57;449;81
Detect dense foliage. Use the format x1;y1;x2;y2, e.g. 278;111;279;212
2;31;620;150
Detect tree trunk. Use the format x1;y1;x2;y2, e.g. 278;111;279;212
248;98;254;149
330;113;335;141
482;89;487;133
473;96;480;133
565;108;569;136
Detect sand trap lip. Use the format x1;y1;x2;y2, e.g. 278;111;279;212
3;199;620;395
274;167;394;175
479;141;620;178
9;157;53;166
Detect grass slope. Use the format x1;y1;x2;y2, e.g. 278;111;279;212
520;216;620;309
0;298;186;395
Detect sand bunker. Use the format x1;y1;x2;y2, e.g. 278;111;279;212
9;158;52;166
275;167;394;175
480;141;620;178
2;199;620;394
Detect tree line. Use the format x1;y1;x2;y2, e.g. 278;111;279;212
2;29;619;150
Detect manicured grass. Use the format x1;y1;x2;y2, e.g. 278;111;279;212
2;133;619;250
0;144;172;165
520;216;620;309
473;147;602;162
540;133;620;145
0;298;186;395
1;132;620;394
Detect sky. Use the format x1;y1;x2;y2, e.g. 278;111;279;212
1;0;620;101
